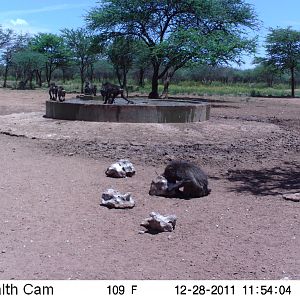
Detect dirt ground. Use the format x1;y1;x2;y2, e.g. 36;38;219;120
0;89;299;280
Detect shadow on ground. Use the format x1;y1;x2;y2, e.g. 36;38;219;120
226;162;300;196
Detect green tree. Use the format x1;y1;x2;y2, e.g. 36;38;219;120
86;0;258;98
93;59;114;82
107;37;136;91
30;33;70;87
0;27;14;87
264;27;300;97
133;41;151;87
0;26;12;49
12;49;46;89
253;57;280;87
1;32;30;87
61;28;99;93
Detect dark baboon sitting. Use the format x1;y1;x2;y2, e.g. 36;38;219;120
163;160;211;199
58;86;66;102
100;82;133;104
84;81;92;95
49;83;58;100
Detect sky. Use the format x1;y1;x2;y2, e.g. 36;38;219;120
1;0;300;69
0;0;97;34
246;0;300;61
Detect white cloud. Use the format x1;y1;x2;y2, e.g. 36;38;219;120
0;4;87;18
10;18;29;26
2;18;49;34
0;3;88;34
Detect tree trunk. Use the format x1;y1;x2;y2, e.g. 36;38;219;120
267;76;273;87
62;68;66;83
116;67;122;87
89;64;94;82
36;70;42;87
149;65;160;99
291;67;295;97
29;73;34;89
80;60;85;94
46;63;51;87
3;64;9;88
138;68;145;87
80;74;84;94
122;68;128;97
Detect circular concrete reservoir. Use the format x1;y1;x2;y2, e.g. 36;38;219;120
45;98;210;123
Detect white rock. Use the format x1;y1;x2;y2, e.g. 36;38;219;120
105;159;136;178
140;212;177;233
149;175;177;197
101;188;135;209
282;193;300;202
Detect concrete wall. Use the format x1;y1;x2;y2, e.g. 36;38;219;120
45;101;210;123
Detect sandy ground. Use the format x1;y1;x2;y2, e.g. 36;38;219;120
0;88;299;280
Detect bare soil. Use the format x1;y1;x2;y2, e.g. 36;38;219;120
0;89;299;280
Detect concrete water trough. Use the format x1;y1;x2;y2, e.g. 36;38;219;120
45;98;210;123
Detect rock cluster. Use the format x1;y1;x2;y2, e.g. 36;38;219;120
102;160;177;234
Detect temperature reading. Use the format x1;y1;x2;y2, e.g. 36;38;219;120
107;285;125;295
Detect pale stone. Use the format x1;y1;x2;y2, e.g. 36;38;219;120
140;212;177;233
105;159;136;178
148;175;177;197
282;193;300;202
101;189;135;209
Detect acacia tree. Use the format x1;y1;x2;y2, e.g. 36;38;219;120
61;28;98;93
107;36;136;91
0;28;30;87
0;26;12;49
253;57;280;87
132;40;151;87
0;27;14;87
0;26;12;50
2;33;31;87
86;0;258;98
264;27;300;97
30;33;70;87
12;49;46;89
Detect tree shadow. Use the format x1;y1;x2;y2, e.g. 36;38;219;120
226;162;300;196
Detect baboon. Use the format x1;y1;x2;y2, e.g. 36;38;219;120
49;83;58;100
100;88;108;102
84;81;92;95
100;82;133;104
162;160;211;199
58;86;66;102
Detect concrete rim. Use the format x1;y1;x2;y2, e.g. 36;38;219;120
45;99;210;123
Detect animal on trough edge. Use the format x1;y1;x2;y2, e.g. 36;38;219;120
57;86;66;102
49;83;58;100
100;82;133;104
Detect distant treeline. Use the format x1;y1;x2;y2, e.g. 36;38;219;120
1;0;300;97
0;59;296;90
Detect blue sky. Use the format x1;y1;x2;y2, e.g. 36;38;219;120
0;0;97;34
1;0;300;68
247;0;300;56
